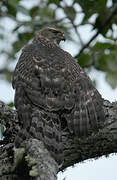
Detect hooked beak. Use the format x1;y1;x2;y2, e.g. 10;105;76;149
61;33;66;41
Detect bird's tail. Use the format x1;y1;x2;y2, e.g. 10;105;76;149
29;108;63;165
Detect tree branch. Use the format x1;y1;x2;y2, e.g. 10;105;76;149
24;139;58;180
0;99;117;179
61;100;117;170
70;19;84;46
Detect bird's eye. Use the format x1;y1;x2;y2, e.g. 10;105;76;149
48;28;61;34
53;30;60;34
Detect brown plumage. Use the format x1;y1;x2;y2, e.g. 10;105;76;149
12;27;105;164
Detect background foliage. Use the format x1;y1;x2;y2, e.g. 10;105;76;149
0;0;117;104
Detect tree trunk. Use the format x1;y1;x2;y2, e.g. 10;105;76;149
0;99;117;179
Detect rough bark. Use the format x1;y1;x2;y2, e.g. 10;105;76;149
0;99;117;179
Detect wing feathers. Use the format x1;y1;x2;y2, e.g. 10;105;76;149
65;76;104;136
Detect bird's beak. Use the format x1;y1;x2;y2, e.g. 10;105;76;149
61;33;66;41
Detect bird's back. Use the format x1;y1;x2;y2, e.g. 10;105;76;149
12;38;105;165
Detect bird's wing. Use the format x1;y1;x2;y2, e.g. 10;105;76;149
62;51;105;136
12;44;64;164
12;44;36;131
13;43;71;112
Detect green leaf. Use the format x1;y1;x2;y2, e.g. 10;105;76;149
13;32;33;52
78;53;91;68
6;3;17;17
8;102;14;107
18;32;33;41
29;6;39;18
91;42;117;72
47;0;62;5
93;8;111;35
106;54;117;72
95;54;108;71
7;0;20;4
77;0;108;25
39;6;54;20
106;72;117;89
13;41;24;52
14;0;20;3
92;42;112;50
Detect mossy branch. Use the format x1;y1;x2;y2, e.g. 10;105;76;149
0;100;117;179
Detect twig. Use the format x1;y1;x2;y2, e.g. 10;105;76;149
72;22;84;46
67;17;84;46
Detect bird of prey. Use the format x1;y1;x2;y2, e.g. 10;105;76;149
12;27;104;164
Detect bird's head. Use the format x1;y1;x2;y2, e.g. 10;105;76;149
35;27;66;45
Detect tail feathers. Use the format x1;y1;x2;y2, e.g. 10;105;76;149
29;108;63;164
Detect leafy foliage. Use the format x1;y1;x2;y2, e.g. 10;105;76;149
0;0;117;92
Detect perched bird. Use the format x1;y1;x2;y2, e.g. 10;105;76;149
12;27;104;164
